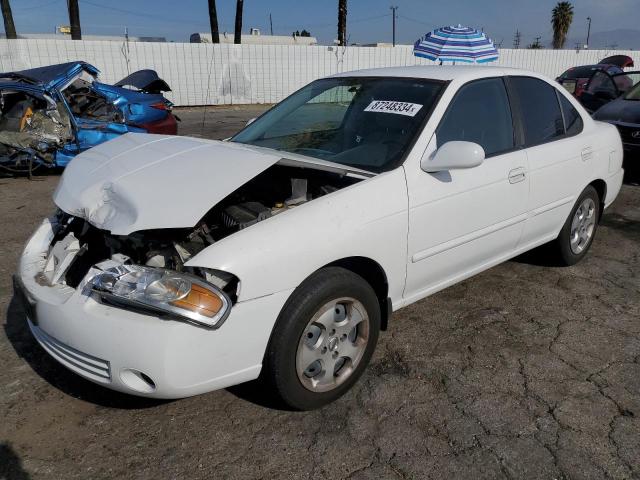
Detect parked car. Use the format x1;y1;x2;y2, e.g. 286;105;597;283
593;79;640;174
16;66;623;410
556;55;636;112
577;70;640;113
0;61;177;174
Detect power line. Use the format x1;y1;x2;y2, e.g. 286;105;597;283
15;0;62;11
513;30;521;49
397;15;438;29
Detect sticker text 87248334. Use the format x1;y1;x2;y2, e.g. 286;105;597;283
364;100;423;117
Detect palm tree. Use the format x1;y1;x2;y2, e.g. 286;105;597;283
0;0;16;39
551;1;573;49
208;0;220;43
337;0;347;46
234;0;243;44
68;0;81;40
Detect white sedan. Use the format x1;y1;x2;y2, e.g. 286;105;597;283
17;66;623;410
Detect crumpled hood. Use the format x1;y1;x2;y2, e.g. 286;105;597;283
53;133;281;235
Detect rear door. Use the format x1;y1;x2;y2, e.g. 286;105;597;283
507;76;588;249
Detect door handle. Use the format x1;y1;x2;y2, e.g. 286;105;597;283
508;167;526;184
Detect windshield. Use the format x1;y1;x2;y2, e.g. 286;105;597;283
231;77;445;172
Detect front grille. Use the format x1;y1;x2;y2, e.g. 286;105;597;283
29;321;111;382
616;125;640;145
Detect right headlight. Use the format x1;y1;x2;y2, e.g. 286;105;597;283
89;265;231;329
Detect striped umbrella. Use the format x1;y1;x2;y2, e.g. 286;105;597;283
413;25;499;64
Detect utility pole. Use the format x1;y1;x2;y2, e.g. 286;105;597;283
390;6;398;47
269;13;273;36
513;30;521;49
586;17;591;49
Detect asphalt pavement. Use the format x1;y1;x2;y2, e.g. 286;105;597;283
1;105;639;479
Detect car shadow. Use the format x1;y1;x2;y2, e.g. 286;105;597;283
0;443;30;480
510;243;565;267
226;381;295;411
3;292;169;410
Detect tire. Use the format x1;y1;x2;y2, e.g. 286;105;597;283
262;267;381;410
554;185;600;266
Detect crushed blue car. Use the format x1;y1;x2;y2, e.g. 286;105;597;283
0;61;177;174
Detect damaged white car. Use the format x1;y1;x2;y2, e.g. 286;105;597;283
17;67;623;410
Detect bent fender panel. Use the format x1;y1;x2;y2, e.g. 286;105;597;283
186;168;409;305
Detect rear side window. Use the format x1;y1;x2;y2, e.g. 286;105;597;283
509;77;564;146
558;94;583;136
436;78;514;157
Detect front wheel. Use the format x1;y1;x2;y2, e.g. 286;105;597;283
263;267;380;410
554;185;601;266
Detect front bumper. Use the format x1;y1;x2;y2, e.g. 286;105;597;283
18;218;292;398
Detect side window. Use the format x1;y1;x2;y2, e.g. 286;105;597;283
558;93;583;136
436;78;514;157
509;77;564;146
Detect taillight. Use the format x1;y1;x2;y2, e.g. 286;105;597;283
150;101;170;111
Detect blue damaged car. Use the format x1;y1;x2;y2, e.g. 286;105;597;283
0;61;177;174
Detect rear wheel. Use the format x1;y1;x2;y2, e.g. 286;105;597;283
554;185;600;266
263;267;380;410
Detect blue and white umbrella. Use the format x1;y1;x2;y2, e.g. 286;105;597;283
413;25;499;64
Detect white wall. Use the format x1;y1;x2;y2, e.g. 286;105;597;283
0;39;637;107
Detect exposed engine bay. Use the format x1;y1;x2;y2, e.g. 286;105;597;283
63;77;122;122
52;164;361;298
0;90;72;168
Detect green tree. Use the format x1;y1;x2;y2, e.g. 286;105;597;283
1;0;16;39
551;1;573;49
208;0;220;43
337;0;347;46
234;0;243;44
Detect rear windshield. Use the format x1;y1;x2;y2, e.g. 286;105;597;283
232;77;445;173
560;66;600;79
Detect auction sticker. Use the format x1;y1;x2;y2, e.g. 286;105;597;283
364;100;423;117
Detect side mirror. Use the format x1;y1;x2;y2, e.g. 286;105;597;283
246;117;257;126
128;103;144;116
421;141;485;173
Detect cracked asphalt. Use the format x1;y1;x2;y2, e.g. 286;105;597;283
1;105;640;480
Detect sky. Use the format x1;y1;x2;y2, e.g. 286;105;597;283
9;0;640;48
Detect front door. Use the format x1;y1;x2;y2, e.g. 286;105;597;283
404;77;529;304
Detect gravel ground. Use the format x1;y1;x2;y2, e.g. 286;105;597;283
1;105;639;480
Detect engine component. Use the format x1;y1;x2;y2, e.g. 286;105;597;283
285;178;308;206
222;202;272;230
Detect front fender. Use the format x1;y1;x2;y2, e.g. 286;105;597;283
186;167;409;304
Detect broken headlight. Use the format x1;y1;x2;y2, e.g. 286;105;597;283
89;265;230;329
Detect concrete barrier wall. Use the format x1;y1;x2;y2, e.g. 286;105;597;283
0;39;637;106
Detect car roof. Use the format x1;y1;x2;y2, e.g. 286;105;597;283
0;61;98;86
330;65;547;83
